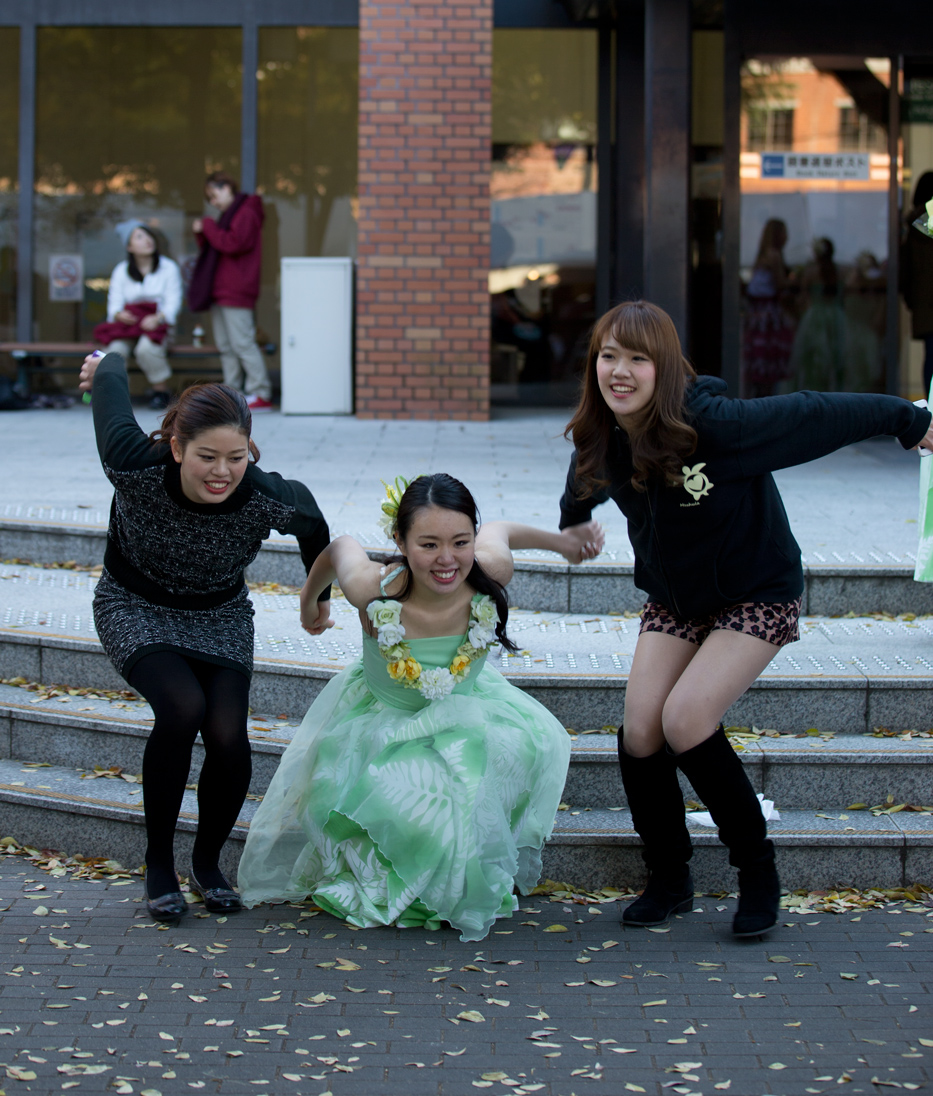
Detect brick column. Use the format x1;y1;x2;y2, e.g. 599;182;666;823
356;1;492;420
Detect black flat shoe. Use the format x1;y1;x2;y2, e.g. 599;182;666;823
145;886;187;923
189;869;243;913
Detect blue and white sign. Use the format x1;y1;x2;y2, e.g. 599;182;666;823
759;152;871;181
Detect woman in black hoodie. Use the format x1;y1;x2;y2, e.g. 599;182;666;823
560;300;933;937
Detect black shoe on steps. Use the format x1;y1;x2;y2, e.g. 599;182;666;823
144;883;187;922
189;868;243;913
622;869;695;926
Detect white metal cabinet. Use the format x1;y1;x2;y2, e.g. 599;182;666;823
280;257;353;414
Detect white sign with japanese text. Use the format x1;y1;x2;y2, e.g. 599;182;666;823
760;152;871;181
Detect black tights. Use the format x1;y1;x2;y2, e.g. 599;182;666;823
128;651;252;900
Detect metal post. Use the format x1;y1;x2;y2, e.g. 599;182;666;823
720;1;742;395
614;1;644;304
241;13;258;193
643;0;691;345
886;54;901;397
15;18;35;344
595;23;613;317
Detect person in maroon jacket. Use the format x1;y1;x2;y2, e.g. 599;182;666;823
190;172;273;412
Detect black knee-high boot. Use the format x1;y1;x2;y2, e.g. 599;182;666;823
674;725;780;937
618;744;695;925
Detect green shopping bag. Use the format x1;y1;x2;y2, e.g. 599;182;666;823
914;395;933;582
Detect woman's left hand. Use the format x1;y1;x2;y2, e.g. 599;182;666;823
558;520;605;564
191;218;204;234
301;598;334;635
917;422;933;455
139;313;162;332
78;351;104;393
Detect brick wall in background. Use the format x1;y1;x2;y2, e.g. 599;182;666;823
356;1;492;420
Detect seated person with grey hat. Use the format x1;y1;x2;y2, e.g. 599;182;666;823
97;220;183;411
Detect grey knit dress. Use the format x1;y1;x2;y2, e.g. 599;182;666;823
90;354;330;681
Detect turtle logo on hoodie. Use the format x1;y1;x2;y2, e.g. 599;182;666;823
682;462;713;501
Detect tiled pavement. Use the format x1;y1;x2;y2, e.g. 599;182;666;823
1;859;931;1096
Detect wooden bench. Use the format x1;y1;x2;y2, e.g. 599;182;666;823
0;341;228;395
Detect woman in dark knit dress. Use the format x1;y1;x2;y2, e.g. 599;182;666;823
559;301;933;938
79;351;331;920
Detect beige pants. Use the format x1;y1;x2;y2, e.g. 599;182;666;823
210;305;271;400
107;335;171;385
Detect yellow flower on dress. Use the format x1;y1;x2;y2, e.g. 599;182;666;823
387;658;409;681
450;653;471;676
388;653;421;679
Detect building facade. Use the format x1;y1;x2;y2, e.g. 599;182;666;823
1;1;932;418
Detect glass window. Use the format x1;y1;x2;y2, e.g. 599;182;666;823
739;57;891;397
491;28;598;405
0;29;18;340
838;105;887;153
34;28;241;343
747;107;795;150
256;27;358;355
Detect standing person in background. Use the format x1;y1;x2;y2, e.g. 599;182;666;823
100;222;182;411
189;172;273;413
901;171;933;400
742;218;796;398
790;237;847;392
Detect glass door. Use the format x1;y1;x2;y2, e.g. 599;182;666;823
738;56;892;397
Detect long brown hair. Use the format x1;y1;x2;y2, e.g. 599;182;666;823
149;383;260;461
565;300;697;494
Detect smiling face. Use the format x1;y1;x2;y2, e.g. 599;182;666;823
595;335;658;424
170;425;250;505
396;505;476;596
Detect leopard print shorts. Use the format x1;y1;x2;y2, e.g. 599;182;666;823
639;596;801;648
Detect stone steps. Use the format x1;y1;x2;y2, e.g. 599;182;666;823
2;558;932;890
3;514;932;615
2;682;931;809
1;758;928;892
4;560;933;729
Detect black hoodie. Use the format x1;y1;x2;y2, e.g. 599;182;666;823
559;377;931;619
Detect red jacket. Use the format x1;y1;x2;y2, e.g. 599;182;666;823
197;194;264;309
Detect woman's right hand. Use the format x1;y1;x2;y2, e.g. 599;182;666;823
301;598;334;636
78;351;104;393
115;309;135;324
558;520;605;564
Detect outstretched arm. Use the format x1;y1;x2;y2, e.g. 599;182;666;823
80;351;165;472
476;519;605;585
299;535;384;634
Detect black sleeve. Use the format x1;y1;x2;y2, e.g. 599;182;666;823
246;466;332;601
732;390;932;478
558;451;612;529
91;352;166;471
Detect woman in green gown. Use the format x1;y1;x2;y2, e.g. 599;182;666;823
237;473;602;941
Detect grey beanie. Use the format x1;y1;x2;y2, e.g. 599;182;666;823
115;219;148;248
